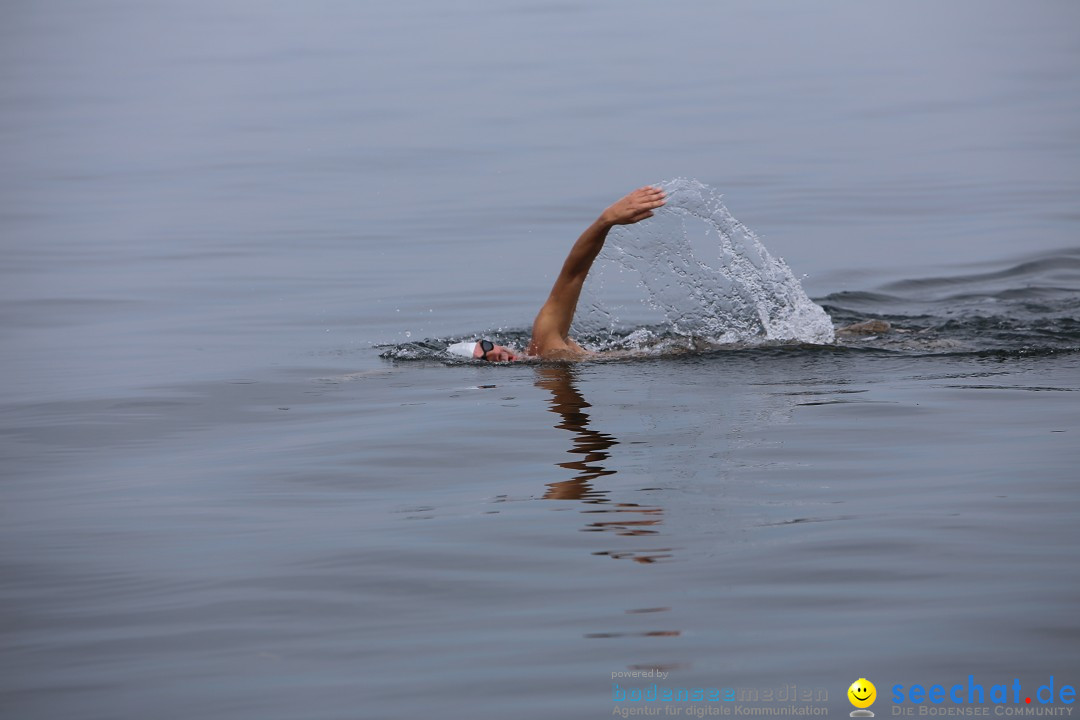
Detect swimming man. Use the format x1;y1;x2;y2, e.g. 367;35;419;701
447;185;667;362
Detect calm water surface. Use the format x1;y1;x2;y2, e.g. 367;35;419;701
2;2;1078;719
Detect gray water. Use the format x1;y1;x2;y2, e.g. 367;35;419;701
2;2;1079;719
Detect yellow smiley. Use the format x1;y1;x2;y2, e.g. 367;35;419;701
848;678;876;708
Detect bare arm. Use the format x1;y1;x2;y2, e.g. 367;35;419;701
529;186;666;357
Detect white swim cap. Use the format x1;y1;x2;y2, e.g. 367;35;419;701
446;341;478;358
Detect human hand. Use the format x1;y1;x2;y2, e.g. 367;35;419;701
599;185;667;226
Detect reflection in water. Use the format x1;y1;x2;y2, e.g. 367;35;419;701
534;367;672;563
535;366;681;661
535;366;618;502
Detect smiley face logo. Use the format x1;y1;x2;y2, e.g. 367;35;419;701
848;678;876;709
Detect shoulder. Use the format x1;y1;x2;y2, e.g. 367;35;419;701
527;335;592;361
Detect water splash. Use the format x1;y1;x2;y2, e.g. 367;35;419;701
379;240;1080;362
578;178;834;348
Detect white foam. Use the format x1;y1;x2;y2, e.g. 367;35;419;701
581;178;834;347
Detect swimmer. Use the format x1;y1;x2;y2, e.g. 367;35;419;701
448;185;667;362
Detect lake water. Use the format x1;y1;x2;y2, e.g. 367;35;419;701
1;2;1078;719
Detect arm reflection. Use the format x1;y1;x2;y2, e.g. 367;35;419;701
535;365;618;501
534;366;672;563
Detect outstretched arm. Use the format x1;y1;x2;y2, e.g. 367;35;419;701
529;186;666;357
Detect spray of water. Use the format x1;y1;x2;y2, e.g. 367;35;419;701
576;178;834;349
380;179;834;361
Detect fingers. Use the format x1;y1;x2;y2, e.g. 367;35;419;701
604;185;666;225
633;186;667;209
631;197;665;214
